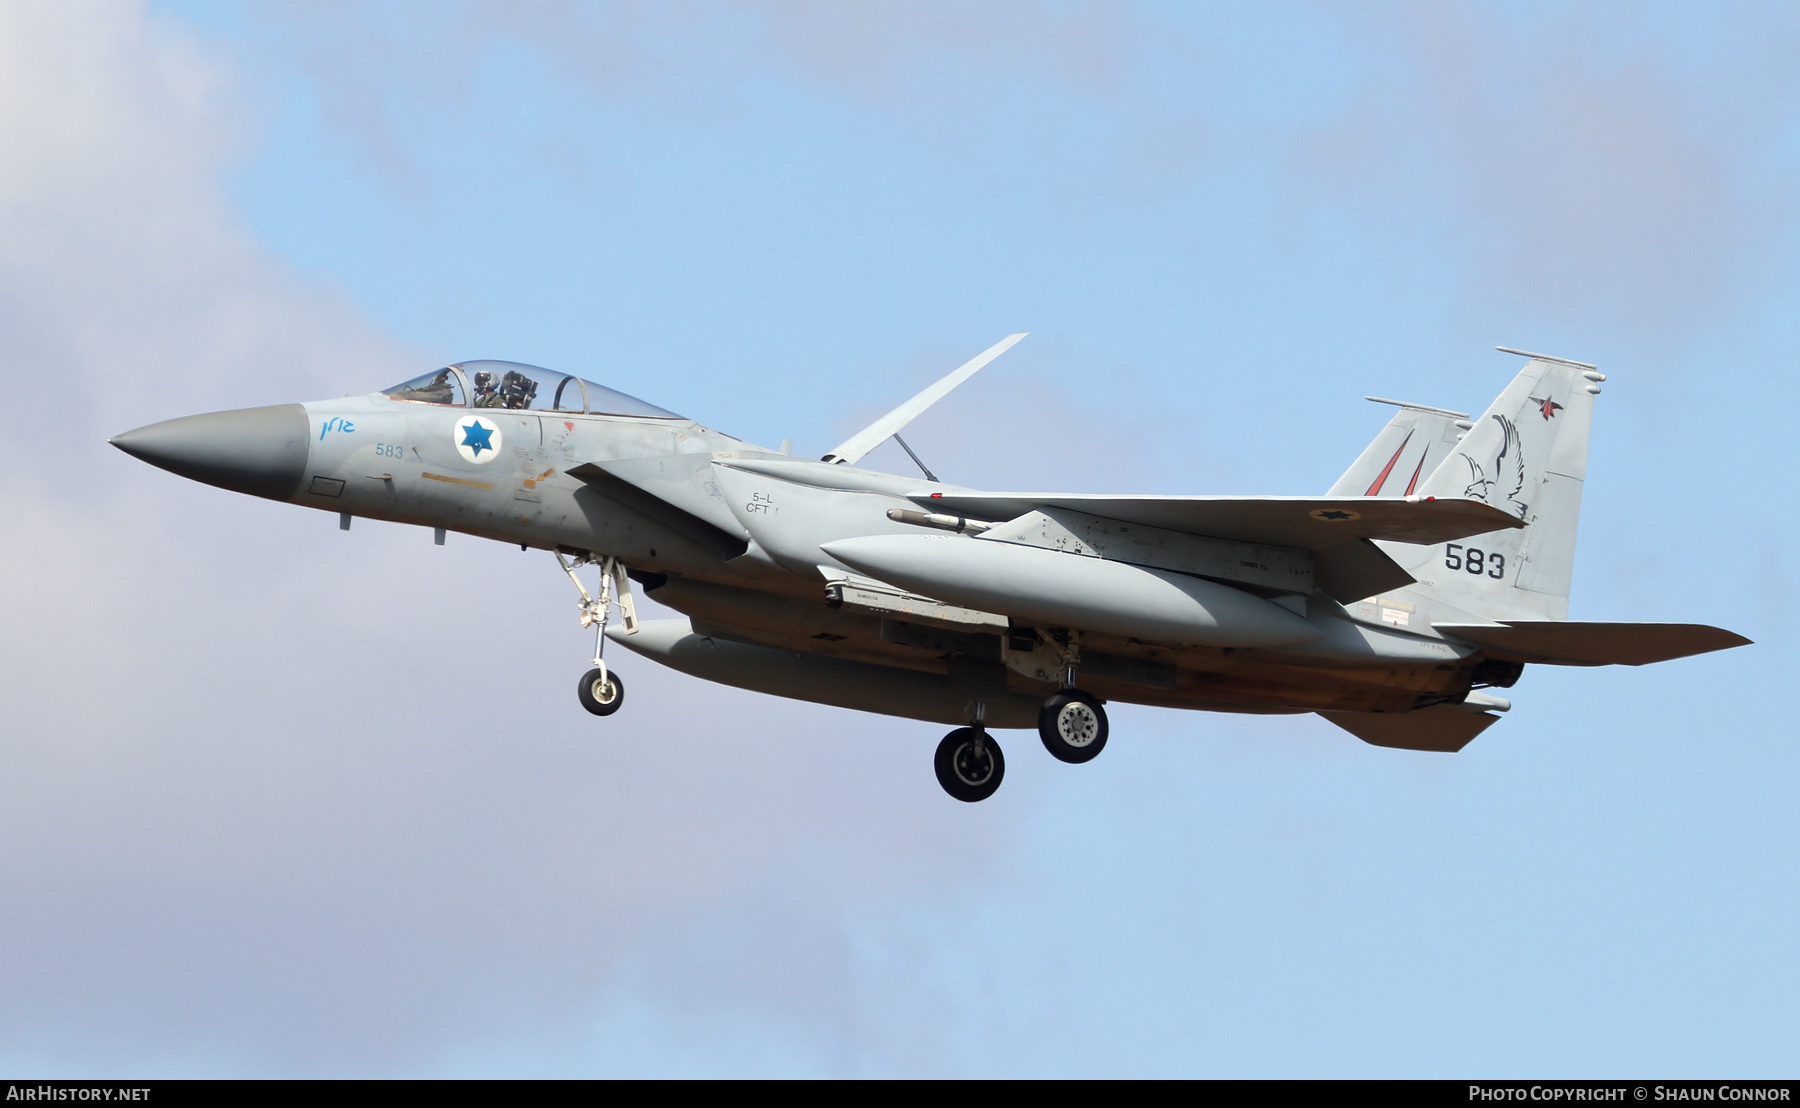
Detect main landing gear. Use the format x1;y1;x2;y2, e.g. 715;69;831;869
1038;688;1108;763
931;630;1111;802
1033;627;1108;764
557;550;637;718
935;727;1005;803
931;689;1111;803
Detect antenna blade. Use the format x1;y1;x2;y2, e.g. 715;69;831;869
823;333;1026;465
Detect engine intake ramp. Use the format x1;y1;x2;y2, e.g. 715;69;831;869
567;459;749;557
1434;621;1752;666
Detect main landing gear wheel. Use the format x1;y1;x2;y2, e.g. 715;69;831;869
578;668;625;716
1038;689;1108;763
934;727;1005;803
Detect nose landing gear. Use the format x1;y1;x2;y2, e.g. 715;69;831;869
578;667;625;716
557;550;637;718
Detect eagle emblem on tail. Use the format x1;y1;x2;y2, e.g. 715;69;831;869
1461;413;1529;519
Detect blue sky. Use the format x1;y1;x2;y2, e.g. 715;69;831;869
0;0;1794;1076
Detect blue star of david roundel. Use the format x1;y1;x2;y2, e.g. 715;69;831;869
454;415;503;464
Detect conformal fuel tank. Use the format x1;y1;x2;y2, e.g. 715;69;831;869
610;618;1042;727
820;534;1322;648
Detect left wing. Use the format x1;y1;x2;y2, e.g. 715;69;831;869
822;333;1026;465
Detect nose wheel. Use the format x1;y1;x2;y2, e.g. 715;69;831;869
578;668;625;716
556;550;638;719
1039;689;1108;763
934;727;1005;802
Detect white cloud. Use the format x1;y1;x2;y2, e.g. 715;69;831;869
253;0;1135;187
0;1;1027;1074
1298;3;1800;344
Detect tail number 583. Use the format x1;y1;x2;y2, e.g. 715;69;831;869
1445;544;1504;579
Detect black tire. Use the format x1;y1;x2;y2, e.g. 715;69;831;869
1038;689;1108;763
577;668;625;716
934;727;1005;802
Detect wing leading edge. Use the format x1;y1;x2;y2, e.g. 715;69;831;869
908;493;1524;550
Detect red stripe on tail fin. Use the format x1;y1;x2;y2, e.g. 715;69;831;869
1403;450;1428;495
1364;430;1413;495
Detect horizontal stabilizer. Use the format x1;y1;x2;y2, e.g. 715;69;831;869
910;493;1523;550
1319;706;1501;752
1434;621;1752;666
824;333;1027;465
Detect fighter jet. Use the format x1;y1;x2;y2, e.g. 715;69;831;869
111;338;1749;801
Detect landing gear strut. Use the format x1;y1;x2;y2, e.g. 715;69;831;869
557;550;637;718
1032;628;1109;763
935;726;1005;802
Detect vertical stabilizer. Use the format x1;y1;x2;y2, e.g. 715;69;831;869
1328;397;1468;498
1392;349;1604;621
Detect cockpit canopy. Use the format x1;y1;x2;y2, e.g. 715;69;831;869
382;360;680;419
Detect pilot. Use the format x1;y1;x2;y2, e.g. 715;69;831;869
472;370;503;408
500;370;538;410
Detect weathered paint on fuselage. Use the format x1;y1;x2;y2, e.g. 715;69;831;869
294;392;1486;719
299;394;768;579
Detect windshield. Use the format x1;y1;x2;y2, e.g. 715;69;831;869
382;368;465;406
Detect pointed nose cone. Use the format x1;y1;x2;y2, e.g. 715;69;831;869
111;404;310;501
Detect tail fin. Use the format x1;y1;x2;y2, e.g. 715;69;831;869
1328;397;1469;498
1393;348;1604;621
